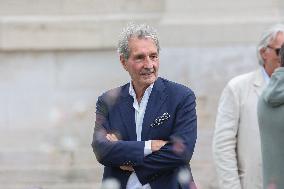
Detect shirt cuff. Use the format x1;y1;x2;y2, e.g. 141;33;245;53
144;140;152;156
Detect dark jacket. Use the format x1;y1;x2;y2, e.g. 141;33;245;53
92;77;197;189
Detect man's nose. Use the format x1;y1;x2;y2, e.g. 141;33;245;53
143;56;153;68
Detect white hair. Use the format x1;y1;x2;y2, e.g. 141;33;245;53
117;23;160;60
257;24;284;65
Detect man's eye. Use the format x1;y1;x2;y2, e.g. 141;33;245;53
150;55;158;60
135;55;144;60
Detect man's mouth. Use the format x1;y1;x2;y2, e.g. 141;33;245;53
141;71;154;76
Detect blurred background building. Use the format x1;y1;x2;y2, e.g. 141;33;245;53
0;0;283;188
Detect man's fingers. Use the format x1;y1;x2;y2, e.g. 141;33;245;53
106;134;115;141
161;140;168;146
108;134;118;141
106;134;112;141
120;166;134;172
106;133;119;142
151;140;168;151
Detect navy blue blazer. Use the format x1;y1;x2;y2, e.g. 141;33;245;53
92;77;197;189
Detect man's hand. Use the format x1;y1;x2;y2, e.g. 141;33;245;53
106;133;119;142
106;134;167;171
151;140;168;152
106;133;134;171
120;165;134;172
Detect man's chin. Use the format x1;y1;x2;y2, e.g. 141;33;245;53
140;77;156;85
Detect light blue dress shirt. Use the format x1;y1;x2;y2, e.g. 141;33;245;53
126;81;154;189
261;66;270;84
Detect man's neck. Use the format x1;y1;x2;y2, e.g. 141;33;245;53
133;86;147;104
131;81;154;104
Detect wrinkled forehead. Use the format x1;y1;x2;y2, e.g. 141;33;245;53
128;37;158;54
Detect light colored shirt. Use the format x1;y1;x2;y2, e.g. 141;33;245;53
126;81;153;189
261;66;270;84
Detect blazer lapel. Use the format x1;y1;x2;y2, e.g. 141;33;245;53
141;78;168;140
119;84;137;141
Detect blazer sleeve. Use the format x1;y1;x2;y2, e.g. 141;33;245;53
134;92;197;184
212;84;242;189
91;96;145;167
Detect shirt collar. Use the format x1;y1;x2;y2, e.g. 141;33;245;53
261;66;270;84
129;81;154;100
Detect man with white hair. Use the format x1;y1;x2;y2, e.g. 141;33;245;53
92;23;197;189
213;24;284;189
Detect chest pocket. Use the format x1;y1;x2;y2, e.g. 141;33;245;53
148;113;173;140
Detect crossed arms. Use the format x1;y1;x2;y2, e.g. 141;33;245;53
106;133;167;172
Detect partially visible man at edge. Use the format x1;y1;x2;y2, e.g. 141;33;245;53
92;23;197;189
258;43;284;189
213;24;284;189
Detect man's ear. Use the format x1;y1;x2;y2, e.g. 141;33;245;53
120;55;128;71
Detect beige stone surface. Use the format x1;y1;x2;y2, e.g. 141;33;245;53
0;0;164;15
0;0;283;50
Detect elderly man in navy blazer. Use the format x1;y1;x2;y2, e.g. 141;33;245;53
92;23;197;189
